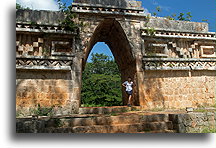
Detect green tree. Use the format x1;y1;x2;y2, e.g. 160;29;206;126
186;12;192;21
16;3;31;10
16;3;22;9
177;12;192;21
177;13;186;21
81;53;122;107
156;6;162;12
88;53;119;75
166;13;177;20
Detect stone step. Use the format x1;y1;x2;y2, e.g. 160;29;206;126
45;114;170;127
44;122;173;133
138;130;177;133
79;106;142;114
16;112;177;133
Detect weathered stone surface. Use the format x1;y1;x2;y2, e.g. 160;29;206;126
146;17;209;32
73;0;142;8
142;70;215;109
16;9;64;25
16;112;174;133
16;111;215;133
169;112;216;133
16;0;216;117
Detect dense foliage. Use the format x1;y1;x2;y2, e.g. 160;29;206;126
81;53;122;107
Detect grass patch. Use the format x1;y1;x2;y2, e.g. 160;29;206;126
149;108;165;112
16;110;25;118
53;118;64;128
200;128;216;133
194;109;208;113
81;104;107;107
32;104;53;116
212;103;216;109
107;112;118;116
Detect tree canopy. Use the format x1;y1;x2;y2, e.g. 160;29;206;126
81;53;122;107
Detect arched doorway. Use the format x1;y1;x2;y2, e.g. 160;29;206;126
82;18;139;106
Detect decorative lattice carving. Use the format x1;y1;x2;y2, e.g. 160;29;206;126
146;43;168;57
143;30;216;59
143;58;216;70
51;41;73;56
16;56;73;70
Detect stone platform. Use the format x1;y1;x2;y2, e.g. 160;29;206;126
79;106;143;114
16;107;215;133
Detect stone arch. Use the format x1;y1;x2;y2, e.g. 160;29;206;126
82;18;139;105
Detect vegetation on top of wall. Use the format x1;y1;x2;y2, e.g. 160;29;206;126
152;6;161;17
152;5;193;21
144;14;156;37
200;128;216;133
146;27;156;36
57;0;86;32
16;3;31;10
32;104;53;116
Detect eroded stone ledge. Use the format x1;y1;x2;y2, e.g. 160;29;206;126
72;2;145;16
16;22;77;35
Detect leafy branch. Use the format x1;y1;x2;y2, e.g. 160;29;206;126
153;6;161;17
57;0;83;32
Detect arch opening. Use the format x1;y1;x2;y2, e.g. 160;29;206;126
82;42;122;107
82;19;139;106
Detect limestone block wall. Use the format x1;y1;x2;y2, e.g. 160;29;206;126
145;17;209;32
170;112;216;133
16;11;82;116
142;70;215;109
140;16;215;110
16;70;80;116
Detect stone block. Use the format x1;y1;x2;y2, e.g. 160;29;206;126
18;46;24;51
38;38;44;43
16;41;20;46
33;42;39;47
28;45;34;52
38;47;43;56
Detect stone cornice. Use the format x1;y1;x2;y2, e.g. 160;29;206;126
16;22;77;35
141;28;216;41
72;3;148;17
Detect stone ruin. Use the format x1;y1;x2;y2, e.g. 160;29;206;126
16;0;216;116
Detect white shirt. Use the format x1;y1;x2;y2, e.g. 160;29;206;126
123;81;133;91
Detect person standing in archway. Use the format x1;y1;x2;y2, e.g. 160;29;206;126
122;77;134;107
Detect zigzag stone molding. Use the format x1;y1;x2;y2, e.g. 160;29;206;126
143;58;216;71
16;56;74;71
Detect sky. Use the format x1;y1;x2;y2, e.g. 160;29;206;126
16;0;216;61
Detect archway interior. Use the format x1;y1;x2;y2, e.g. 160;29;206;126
82;42;122;107
83;19;138;105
